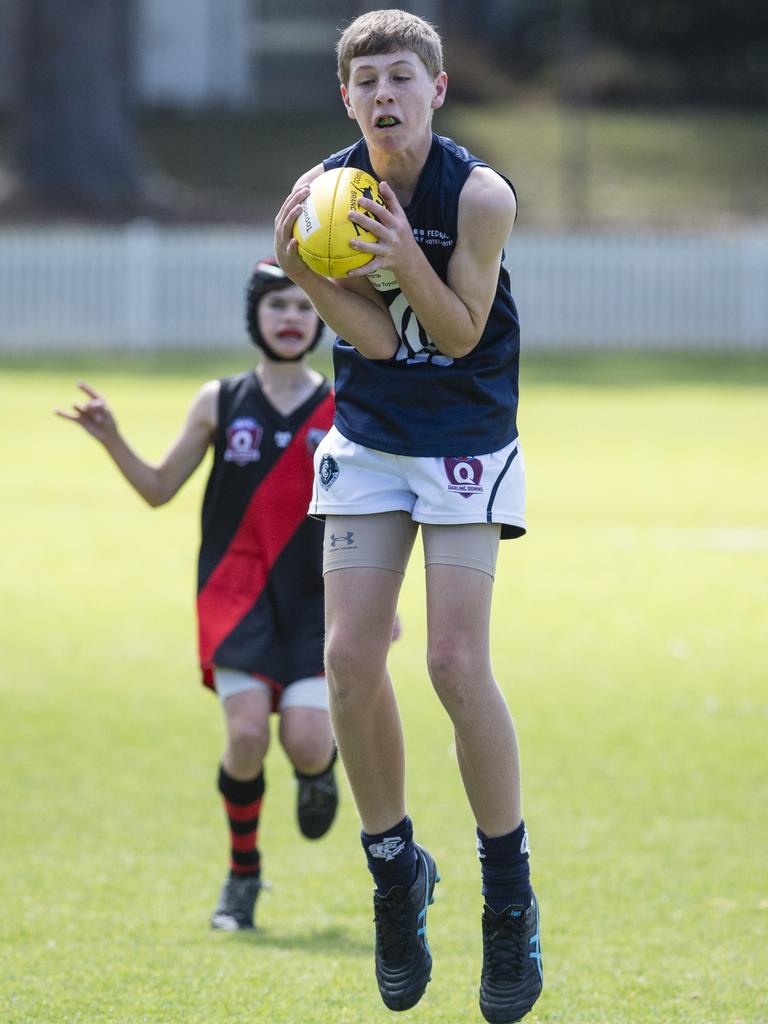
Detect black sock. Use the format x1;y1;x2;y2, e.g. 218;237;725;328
218;765;265;877
477;819;532;913
361;815;418;895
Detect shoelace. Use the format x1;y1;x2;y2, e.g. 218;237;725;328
219;877;262;921
374;890;418;962
483;912;529;980
298;773;335;810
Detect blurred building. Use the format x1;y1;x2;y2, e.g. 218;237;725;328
136;0;441;110
0;0;442;112
0;0;16;106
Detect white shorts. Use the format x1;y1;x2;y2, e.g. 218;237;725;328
309;426;526;539
213;668;330;712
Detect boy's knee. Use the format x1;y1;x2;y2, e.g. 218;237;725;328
280;713;333;769
325;635;387;706
283;732;332;774
325;634;371;683
427;638;479;703
227;715;270;761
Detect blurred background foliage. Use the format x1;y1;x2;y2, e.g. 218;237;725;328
0;0;766;227
444;0;768;107
130;104;767;228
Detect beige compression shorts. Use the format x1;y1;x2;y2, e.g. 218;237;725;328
322;512;501;578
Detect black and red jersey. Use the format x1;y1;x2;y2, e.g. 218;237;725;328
197;370;334;691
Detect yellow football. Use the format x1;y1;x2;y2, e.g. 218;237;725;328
292;167;384;277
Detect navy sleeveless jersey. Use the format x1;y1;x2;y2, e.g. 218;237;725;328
323;133;520;457
196;371;334;689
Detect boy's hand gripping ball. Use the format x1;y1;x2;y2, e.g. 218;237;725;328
293;167;383;277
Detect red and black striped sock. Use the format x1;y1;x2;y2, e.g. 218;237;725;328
218;765;265;877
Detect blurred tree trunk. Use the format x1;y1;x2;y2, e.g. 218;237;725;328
559;0;591;226
11;0;143;211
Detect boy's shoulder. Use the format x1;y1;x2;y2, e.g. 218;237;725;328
323;138;368;172
434;134;516;200
321;133;476;173
218;368;255;389
433;133;475;164
322;133;514;198
214;369;257;410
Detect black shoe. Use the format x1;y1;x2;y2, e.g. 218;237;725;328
210;873;262;930
296;754;339;839
373;845;439;1011
479;892;543;1022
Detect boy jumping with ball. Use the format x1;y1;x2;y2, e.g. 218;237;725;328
275;9;542;1022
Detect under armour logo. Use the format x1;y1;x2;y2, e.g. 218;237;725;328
329;531;355;549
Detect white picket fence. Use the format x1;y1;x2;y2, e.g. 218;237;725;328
1;224;767;351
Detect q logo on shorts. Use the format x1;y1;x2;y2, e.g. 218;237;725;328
443;456;484;498
318;454;340;490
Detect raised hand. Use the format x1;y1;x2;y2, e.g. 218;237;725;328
55;382;118;444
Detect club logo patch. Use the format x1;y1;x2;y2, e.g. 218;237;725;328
306;427;327;455
368;836;406;861
318;453;340;490
274;430;292;448
443;456;484;498
224;418;263;465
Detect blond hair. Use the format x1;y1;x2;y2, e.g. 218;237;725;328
336;8;443;85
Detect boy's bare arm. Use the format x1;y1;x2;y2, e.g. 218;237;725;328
55;380;218;507
348;168;517;359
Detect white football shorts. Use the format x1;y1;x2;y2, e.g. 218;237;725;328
214;668;330;712
309;426;526;537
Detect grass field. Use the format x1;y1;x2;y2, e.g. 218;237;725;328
1;352;766;1024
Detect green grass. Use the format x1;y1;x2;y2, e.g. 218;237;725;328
2;353;767;1023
